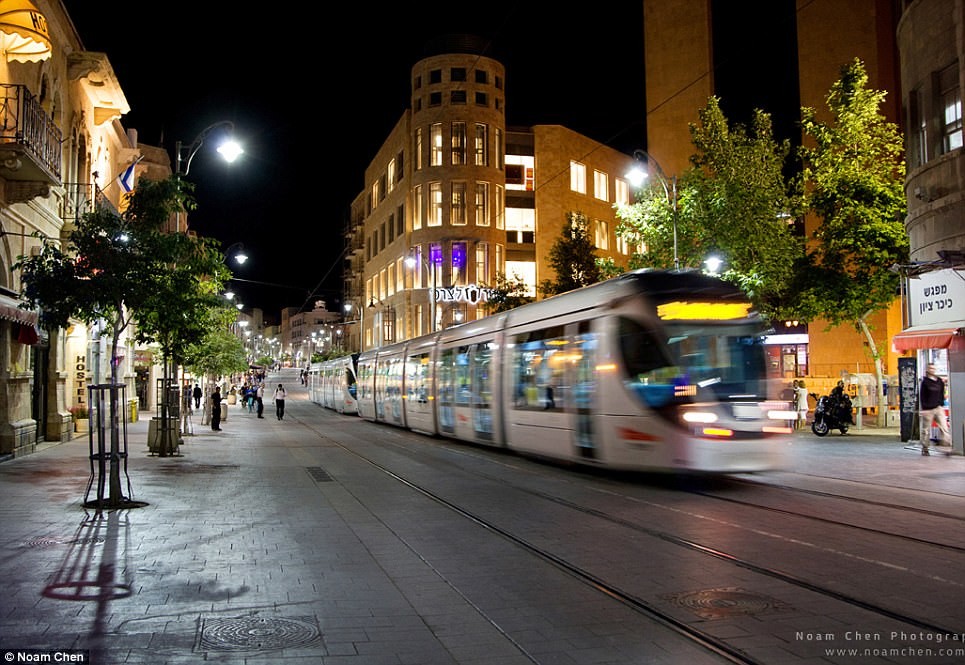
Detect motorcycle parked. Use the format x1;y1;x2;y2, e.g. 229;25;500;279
810;391;854;436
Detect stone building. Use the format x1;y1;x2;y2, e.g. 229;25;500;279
1;0;140;456
343;36;637;351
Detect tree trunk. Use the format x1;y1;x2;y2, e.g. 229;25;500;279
858;315;888;428
107;326;124;505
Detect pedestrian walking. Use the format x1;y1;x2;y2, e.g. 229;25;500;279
211;387;223;431
919;364;950;455
256;383;265;418
193;383;203;409
795;380;809;430
273;383;287;420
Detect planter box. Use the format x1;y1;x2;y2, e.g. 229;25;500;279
147;417;181;454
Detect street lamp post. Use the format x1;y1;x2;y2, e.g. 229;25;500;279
173;121;243;233
626;150;679;271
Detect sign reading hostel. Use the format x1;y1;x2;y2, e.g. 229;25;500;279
908;269;965;327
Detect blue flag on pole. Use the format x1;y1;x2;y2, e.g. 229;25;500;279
118;157;142;192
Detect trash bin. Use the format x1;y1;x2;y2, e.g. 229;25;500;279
220;402;228;422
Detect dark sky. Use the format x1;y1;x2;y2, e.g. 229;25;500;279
64;3;648;319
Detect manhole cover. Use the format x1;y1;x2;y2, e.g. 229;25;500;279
198;616;322;652
21;537;64;548
664;587;791;619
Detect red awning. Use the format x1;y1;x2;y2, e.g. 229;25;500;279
893;324;965;351
0;294;38;326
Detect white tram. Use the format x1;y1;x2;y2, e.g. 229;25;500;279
309;353;359;415
318;271;793;473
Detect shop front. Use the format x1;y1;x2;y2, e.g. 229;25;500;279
892;268;965;452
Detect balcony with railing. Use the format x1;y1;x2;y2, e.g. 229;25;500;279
0;83;62;201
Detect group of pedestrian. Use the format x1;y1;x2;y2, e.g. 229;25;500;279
206;381;288;431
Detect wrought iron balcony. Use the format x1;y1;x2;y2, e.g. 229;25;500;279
0;83;62;201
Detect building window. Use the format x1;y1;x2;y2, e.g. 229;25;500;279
495;243;504;275
593;170;608;201
397;204;405;236
395;151;404;182
451;122;467;165
429;182;443;226
615;178;629;206
475;242;489;284
411;245;424;289
940;64;962;153
429;91;441;107
452;241;467;285
415;127;424;171
570;161;586;194
430;123;443;166
450;67;466;82
474;123;488;165
506;207;535;242
429;69;442;84
495;128;504;170
475;92;488;106
413;184;423;230
475;182;490;226
495;184;504;229
506;155;534;191
451;181;467;225
451;90;467;104
474;69;488;84
387;213;395;243
495;75;503;90
414;75;422;89
594;219;609;250
386;160;395;193
430;243;443;288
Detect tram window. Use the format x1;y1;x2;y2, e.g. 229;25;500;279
472;342;493;407
455;345;471;405
618;317;672;377
511;327;569;411
406;352;430;403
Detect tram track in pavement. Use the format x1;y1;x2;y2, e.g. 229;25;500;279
297;416;965;662
687;477;965;552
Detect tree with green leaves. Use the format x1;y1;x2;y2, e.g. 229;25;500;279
182;318;249;425
796;58;909;425
615;97;804;318
14;177;228;502
539;212;601;297
135;244;232;455
483;272;533;314
687;97;805;314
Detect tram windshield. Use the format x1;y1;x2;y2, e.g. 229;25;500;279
618;316;768;408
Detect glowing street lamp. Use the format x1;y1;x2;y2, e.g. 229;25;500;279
175;121;243;176
626;150;679;271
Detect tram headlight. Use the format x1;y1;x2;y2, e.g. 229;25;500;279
682;411;718;424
